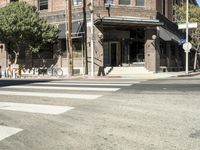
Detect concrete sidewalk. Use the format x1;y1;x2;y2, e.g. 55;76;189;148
91;70;200;79
1;70;200;80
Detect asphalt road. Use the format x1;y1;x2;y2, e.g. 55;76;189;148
0;76;200;150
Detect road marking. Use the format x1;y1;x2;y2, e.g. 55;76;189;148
0;125;23;141
0;91;102;100
33;82;133;86
0;102;74;115
3;86;120;92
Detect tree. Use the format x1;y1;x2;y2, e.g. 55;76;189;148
0;1;58;65
175;4;200;70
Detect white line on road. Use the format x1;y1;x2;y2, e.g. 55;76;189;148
0;91;102;100
0;102;74;115
3;86;120;92
33;82;133;86
0;125;23;141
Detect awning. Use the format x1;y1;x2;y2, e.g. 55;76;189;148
58;21;84;39
159;27;180;43
94;16;163;27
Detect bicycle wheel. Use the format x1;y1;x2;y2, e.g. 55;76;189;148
56;68;63;76
47;68;53;76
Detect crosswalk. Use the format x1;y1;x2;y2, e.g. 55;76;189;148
0;79;138;142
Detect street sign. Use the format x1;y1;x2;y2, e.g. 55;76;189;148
178;23;198;29
183;42;192;52
178;39;186;45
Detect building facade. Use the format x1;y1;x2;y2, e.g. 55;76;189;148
0;0;198;75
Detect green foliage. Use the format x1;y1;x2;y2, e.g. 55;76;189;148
174;4;200;47
0;1;58;56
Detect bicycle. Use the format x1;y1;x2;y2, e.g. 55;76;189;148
47;66;63;77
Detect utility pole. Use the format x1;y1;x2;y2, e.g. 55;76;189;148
83;0;88;75
67;0;73;76
65;0;68;68
90;0;94;77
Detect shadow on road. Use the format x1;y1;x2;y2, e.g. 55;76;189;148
0;79;54;87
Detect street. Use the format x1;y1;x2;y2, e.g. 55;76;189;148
0;76;200;150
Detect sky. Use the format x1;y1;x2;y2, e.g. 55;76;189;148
197;0;200;6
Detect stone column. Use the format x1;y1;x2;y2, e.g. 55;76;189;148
145;28;160;72
87;24;104;75
94;26;104;75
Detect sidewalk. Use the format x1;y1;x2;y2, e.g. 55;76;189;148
1;70;200;80
91;70;200;79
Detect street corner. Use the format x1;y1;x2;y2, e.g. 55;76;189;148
177;71;200;77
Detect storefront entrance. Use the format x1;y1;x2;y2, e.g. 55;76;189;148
103;29;145;67
122;29;145;66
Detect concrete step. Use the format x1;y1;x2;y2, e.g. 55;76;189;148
105;67;153;75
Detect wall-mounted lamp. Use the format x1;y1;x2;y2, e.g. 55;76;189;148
151;35;157;47
152;35;157;40
0;44;3;53
87;2;93;13
97;32;103;40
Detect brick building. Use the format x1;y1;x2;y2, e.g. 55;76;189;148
0;0;198;75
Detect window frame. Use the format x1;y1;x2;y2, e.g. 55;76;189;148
135;0;145;7
38;0;48;11
119;0;131;6
10;0;18;2
72;0;83;7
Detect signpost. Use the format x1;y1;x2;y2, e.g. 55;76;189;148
177;0;198;74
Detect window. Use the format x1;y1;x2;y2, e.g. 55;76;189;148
119;0;130;5
10;0;18;2
136;0;144;6
104;0;113;5
163;0;166;15
39;0;48;10
73;0;82;6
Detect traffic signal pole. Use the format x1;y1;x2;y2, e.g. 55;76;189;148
185;0;189;74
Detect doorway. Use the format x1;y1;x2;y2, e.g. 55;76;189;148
104;42;119;66
111;43;117;66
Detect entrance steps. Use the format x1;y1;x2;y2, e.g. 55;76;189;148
105;67;153;76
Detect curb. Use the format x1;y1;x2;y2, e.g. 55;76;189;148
177;72;200;77
94;76;121;79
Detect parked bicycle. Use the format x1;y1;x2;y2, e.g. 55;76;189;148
47;66;63;77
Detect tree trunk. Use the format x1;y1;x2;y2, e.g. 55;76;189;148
13;50;19;78
193;44;200;72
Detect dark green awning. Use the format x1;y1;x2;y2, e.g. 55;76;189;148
159;27;180;42
95;16;163;27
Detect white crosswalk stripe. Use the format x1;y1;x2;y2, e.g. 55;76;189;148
0;80;137;142
0;91;102;100
0;125;23;141
3;85;120;92
33;82;133;86
0;102;74;115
